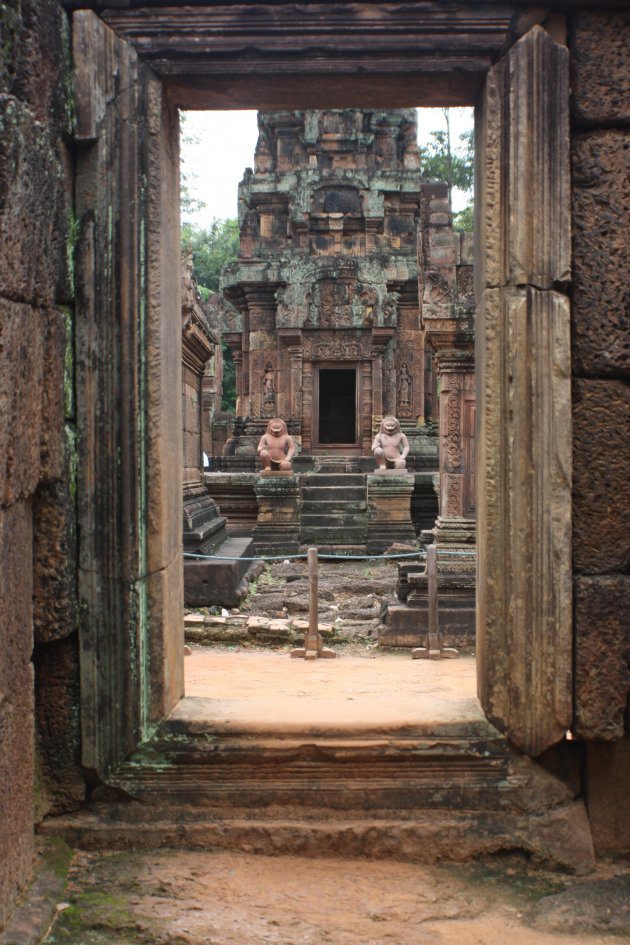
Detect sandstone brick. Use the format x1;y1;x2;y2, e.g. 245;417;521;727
585;738;630;857
571;131;630;376
571;12;630;126
33;634;85;816
0;0;71;134
33;477;78;644
0;96;69;307
574;575;630;741
0;501;35;930
572;380;630;574
39;308;67;482
0;300;45;505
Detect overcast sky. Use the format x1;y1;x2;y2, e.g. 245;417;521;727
181;107;474;227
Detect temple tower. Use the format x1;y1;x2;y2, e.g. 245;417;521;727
218;108;435;469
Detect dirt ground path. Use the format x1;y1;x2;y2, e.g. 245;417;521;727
45;849;630;945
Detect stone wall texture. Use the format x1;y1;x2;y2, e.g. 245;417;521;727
570;9;630;855
0;0;81;931
0;1;630;928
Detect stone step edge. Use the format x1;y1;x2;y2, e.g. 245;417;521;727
39;802;594;871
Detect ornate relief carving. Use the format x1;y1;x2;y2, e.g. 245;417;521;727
261;362;277;416
424;271;451;304
397;361;413;418
302;331;372;361
445;376;462;468
446;474;462;516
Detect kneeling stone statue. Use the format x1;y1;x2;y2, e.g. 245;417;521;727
257;417;295;473
372;416;409;472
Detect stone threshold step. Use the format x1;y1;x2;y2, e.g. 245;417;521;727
40;804;594;870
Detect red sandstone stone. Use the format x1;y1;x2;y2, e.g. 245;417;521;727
571;12;630;126
574;575;630;741
572;130;630;376
572;379;630;574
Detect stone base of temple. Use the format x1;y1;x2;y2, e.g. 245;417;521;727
380;591;476;649
380;521;476;648
184;536;262;608
183;488;228;556
366;473;417;553
204;471;258;530
253;475;301;555
183;486;261;607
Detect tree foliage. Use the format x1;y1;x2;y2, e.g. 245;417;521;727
181;217;241;410
181;217;240;296
419;109;474;228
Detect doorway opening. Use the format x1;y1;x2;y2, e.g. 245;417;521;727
317;368;357;446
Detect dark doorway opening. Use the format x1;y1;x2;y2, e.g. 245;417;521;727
318;368;357;445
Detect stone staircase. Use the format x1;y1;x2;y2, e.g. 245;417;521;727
41;710;594;869
299;472;368;548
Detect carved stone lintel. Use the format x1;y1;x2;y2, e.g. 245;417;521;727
302;330;372;361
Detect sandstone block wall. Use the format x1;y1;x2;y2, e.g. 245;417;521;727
570;10;630;855
0;0;82;930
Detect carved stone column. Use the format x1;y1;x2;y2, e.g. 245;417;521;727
371;348;384;422
434;348;476;547
287;345;303;420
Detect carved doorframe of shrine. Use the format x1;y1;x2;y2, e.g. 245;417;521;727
71;8;572;781
312;362;362;450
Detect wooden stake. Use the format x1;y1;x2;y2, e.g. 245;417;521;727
412;544;459;660
291;547;336;659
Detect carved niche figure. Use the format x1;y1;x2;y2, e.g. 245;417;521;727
262;362;276;415
372;416;410;472
257;418;296;473
398;362;412;408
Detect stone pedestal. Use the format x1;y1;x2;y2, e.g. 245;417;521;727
380;532;476;649
366;473;416;553
253;474;300;555
203;471;258;530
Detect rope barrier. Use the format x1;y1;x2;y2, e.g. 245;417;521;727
183;547;476;563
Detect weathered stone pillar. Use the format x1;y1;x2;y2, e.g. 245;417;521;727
475;26;572;756
253;475;301;555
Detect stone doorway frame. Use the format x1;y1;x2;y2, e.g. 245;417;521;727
313;364;362;451
69;4;572;783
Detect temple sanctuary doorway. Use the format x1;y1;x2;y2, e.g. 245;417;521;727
316;367;358;447
71;7;573;787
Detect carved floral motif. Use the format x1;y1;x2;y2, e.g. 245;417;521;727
302;331;372;361
446;474;462;515
445;376;462;468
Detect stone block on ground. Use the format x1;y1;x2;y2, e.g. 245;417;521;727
184;537;260;608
